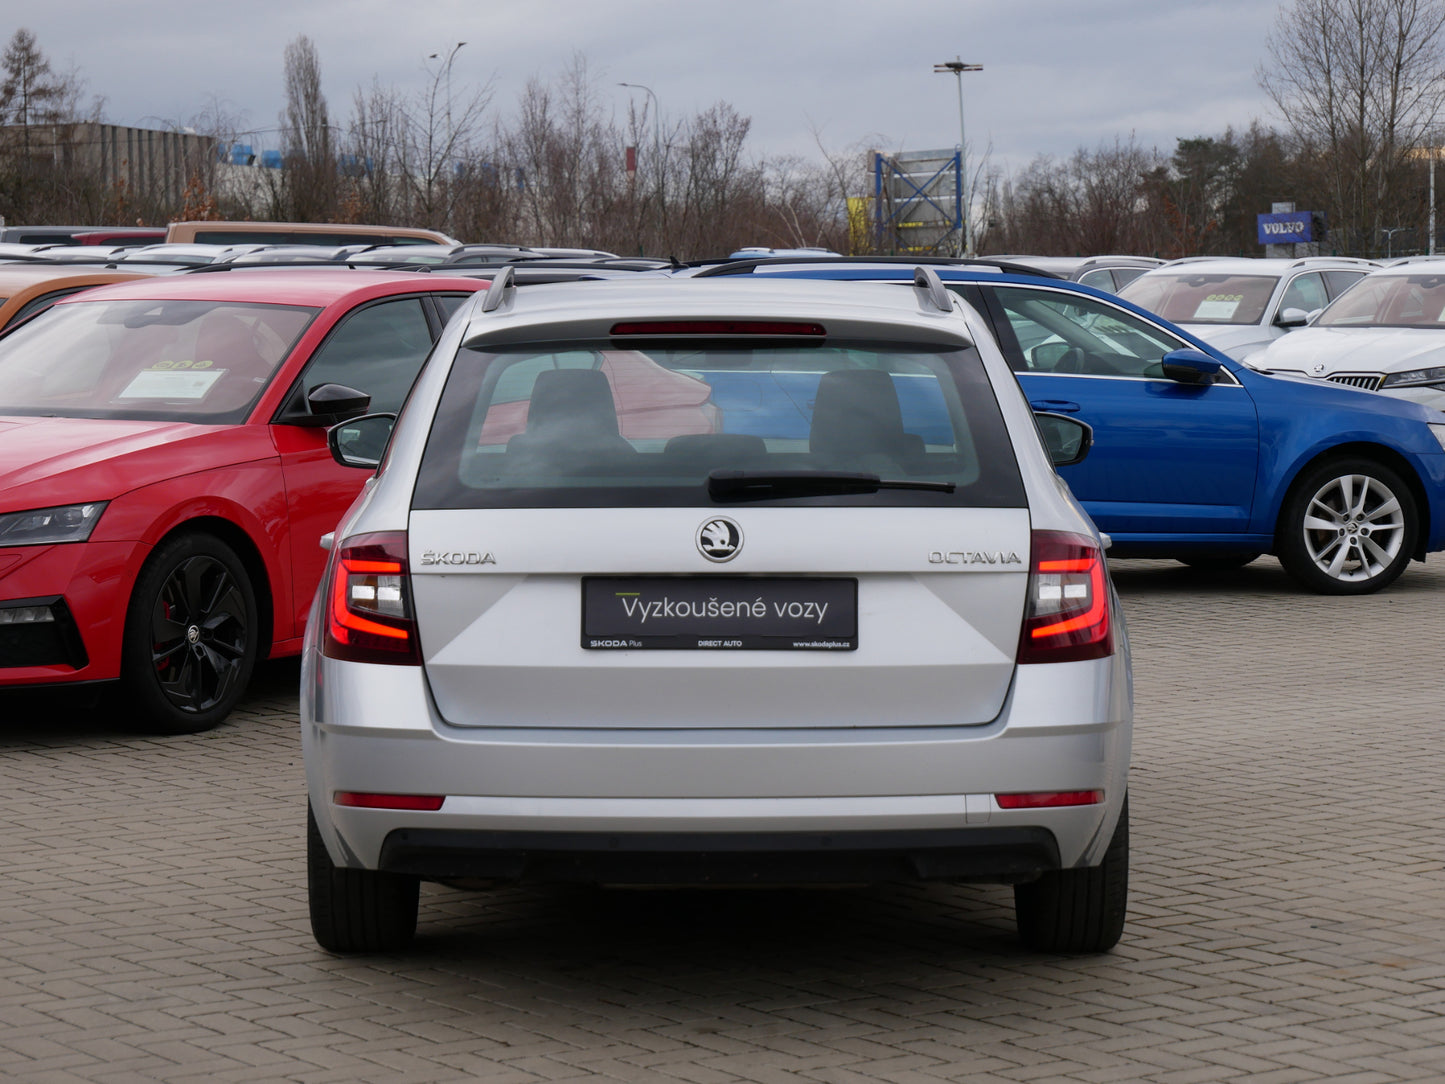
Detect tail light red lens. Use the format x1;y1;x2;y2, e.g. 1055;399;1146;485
334;791;444;811
1017;530;1113;664
322;531;421;665
996;790;1103;809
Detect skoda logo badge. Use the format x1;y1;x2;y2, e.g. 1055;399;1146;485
1312;363;1326;374
697;517;742;562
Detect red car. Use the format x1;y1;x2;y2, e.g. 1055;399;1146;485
0;269;487;732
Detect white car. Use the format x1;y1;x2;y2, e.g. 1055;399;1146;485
1117;256;1377;361
301;268;1133;955
1254;259;1445;404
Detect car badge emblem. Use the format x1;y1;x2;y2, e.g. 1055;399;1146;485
697;517;742;562
1312;363;1326;374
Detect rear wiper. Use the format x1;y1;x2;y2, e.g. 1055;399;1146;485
707;469;955;502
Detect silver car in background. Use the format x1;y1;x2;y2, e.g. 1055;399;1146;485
1117;255;1377;361
301;269;1133;955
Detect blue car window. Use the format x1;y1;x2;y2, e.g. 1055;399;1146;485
992;287;1186;378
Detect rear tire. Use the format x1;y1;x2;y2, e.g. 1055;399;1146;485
1014;797;1128;953
120;532;258;734
307;805;419;953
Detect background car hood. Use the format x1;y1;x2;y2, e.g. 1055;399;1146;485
1177;323;1272;358
0;416;275;512
1259;327;1445;375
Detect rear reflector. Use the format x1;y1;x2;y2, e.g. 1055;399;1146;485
334;792;445;811
610;320;826;336
996;790;1103;809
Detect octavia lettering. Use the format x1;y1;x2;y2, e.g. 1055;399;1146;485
928;550;1023;565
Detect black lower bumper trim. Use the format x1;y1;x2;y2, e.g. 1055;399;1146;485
377;826;1061;885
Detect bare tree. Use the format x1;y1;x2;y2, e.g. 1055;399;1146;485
270;35;337;221
1260;0;1445;253
0;28;97;223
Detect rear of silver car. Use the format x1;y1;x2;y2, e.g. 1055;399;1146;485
302;277;1131;955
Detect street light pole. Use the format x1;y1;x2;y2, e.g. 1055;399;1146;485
619;82;662;251
934;58;983;258
428;42;467;153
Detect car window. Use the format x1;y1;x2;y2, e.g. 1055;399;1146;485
1118;272;1277;325
5;286;91;328
0;299;316;422
434;293;473;323
1077;269;1117;291
1322;270;1366;298
1315;273;1445;328
289;297;433;415
413;339;1025;509
991;286;1187;378
1279;272;1327;314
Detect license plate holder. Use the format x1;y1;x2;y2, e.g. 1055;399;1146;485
582;577;857;650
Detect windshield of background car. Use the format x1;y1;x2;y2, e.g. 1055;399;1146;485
0;299;317;422
1117;272;1278;325
1313;273;1445;328
412;338;1026;508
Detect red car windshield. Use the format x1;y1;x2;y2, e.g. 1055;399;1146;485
0;298;317;422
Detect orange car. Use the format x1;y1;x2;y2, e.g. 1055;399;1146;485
165;221;454;246
0;263;159;330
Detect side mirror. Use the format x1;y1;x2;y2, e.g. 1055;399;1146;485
307;382;371;422
1276;307;1311;329
1159;348;1224;385
327;412;396;469
1034;411;1093;468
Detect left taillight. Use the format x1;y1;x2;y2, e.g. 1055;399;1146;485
1017;530;1113;664
322;531;421;665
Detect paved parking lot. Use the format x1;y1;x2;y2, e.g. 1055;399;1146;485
2;555;1444;1083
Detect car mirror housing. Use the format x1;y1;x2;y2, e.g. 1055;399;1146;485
327;412;396;469
1034;411;1093;467
1276;307;1311;329
1159;349;1223;385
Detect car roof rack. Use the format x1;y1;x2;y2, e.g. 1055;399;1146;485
479;264;516;312
689;255;1063;279
914;266;953;312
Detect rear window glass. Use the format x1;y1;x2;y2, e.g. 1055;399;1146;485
412;339;1025;508
1119;272;1278;325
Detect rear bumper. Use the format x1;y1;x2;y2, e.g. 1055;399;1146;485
304;646;1132;881
377;826;1060;885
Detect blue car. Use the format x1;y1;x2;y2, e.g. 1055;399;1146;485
688;258;1445;594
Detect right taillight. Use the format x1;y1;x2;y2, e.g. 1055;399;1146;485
322;531;421;665
1017;530;1113;664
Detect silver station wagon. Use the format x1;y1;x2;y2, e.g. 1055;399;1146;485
301;268;1134;954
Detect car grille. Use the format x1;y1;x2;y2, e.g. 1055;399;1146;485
1327;373;1384;391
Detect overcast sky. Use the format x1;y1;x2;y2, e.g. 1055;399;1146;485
18;0;1289;174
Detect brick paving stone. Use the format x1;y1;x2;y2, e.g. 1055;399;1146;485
2;555;1445;1081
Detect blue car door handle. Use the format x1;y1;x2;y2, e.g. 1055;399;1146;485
1030;399;1081;413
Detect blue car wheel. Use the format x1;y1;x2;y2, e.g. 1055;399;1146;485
1276;457;1417;595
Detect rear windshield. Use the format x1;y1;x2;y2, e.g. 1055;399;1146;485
0;298;317;422
1314;273;1445;328
412;339;1026;508
1119;272;1278;325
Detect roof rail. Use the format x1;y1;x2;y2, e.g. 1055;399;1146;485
914;266;952;313
480;264;515;312
690;255;1063;279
